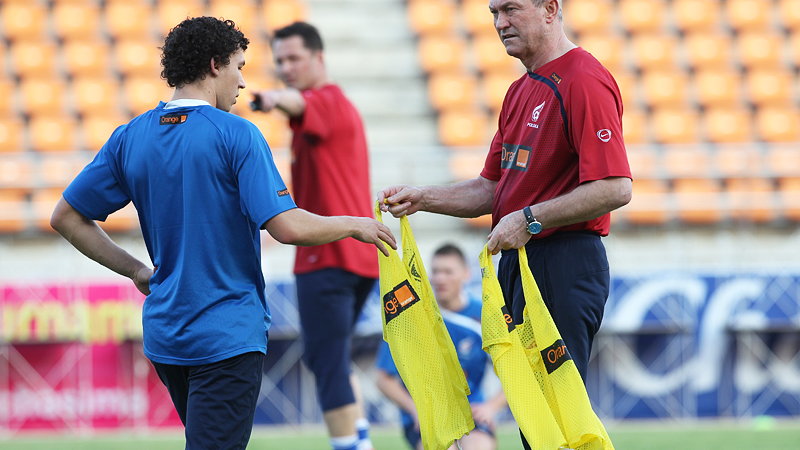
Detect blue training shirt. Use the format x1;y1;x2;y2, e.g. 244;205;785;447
63;100;297;365
376;296;487;426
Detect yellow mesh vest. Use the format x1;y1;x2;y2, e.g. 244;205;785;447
481;245;614;450
376;204;473;450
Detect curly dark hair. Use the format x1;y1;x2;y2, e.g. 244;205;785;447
160;16;249;88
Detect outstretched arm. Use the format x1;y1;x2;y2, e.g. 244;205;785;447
51;197;153;295
377;176;497;218
251;88;306;117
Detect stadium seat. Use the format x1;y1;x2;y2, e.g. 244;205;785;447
630;34;677;71
0;191;28;233
39;154;91;189
673;178;724;224
449;151;486;181
481;70;520;113
726;0;771;32
261;0;307;32
661;146;711;179
19;78;68;116
82;113;128;152
618;0;666;34
621;108;648;145
428;72;479;111
579;32;625;74
693;68;742;108
613;71;638;109
242;40;273;78
104;0;153;40
626;145;658;178
99;202;140;233
72;76;121;116
418;34;467;73
672;0;720;32
31;188;64;232
122;76;173;116
9;40;58;79
651;108;700;144
246;113;291;150
564;0;614;34
0;2;47;41
462;0;496;36
62;40;112;78
0;154;34;193
53;0;101;40
726;177;777;223
209;0;258;38
155;0;206;36
624;178;671;225
702;107;753;143
114;39;163;77
745;68;794;107
765;145;800;178
0;80;16;117
0;117;25;153
29;116;79;153
471;34;521;74
779;0;800;31
640;70;689;108
683;32;734;70
790;32;800;69
407;0;456;35
438;109;489;148
736;32;784;69
755;107;800;142
778;177;800;221
713;147;764;179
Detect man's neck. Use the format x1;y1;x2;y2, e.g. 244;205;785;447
524;32;577;72
440;293;467;313
171;82;216;108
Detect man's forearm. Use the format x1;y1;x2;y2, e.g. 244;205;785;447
421;177;495;218
530;177;632;229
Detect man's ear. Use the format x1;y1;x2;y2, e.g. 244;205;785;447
209;57;221;76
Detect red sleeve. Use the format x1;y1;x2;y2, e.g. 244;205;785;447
292;89;332;139
567;70;631;183
480;129;503;181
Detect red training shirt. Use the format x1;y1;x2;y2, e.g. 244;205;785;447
289;84;378;278
480;48;631;239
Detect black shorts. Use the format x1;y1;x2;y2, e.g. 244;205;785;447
296;268;377;411
152;351;264;450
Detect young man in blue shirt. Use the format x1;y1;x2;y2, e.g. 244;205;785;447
50;17;395;450
375;244;506;450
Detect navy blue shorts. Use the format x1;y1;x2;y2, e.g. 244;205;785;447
499;232;609;450
296;268;376;411
152;351;264;450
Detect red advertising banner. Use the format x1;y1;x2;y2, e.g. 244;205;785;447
0;283;181;432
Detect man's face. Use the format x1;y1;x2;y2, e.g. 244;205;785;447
272;35;323;90
431;254;470;308
215;48;246;112
489;0;547;63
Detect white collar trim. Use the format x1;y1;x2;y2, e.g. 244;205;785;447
164;99;211;109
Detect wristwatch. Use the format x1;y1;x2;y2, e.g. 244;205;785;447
522;206;542;235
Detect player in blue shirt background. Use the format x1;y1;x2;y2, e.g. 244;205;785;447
376;244;507;450
50;17;396;450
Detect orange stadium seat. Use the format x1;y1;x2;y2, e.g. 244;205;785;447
428;72;479;111
209;0;258;38
683;32;734;70
19;78;68;116
82;113;128;152
766;145;800;178
745;69;794;107
261;0;308;32
462;0;496;36
726;0;771;32
9;40;58;78
623;178;671;225
755;107;800;142
565;0;614;35
29;116;79;153
104;0;153;40
630;34;678;71
39;154;91;189
618;0;666;34
778;177;800;221
246;113;291;149
63;40;112;78
693;68;742;108
579;33;625;74
0;191;28;233
726;177;777;223
621;108;648;146
53;0;101;40
673;178;724;224
122;77;173;116
408;0;456;35
0;117;25;153
672;0;720;32
481;70;521;113
471;34;521;74
779;0;800;31
242;40;273;78
713;147;764;179
626;145;658;178
72;76;121;116
651;108;700;144
31;188;63;232
0;3;47;41
418;34;467;73
736;32;784;69
640;70;689;108
662;146;712;179
99;202;140;233
438;109;489;148
0;80;16;117
155;0;206;36
114;39;163;77
0;154;34;193
449;151;486;181
613;71;638;109
703;107;753;143
791;32;800;69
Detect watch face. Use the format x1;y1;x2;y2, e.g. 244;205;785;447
528;221;542;234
